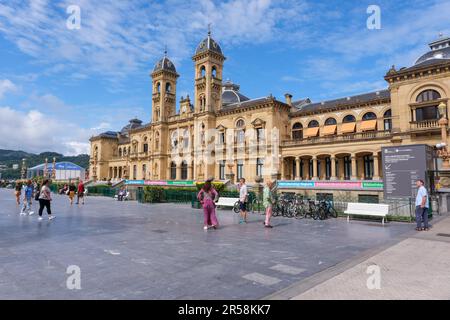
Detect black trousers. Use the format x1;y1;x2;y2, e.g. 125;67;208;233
38;199;52;216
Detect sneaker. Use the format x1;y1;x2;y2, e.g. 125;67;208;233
48;216;55;220
29;211;35;216
239;220;245;224
20;212;26;216
203;226;208;230
38;217;43;221
264;224;274;228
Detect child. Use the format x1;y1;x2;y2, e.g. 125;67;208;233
197;180;219;230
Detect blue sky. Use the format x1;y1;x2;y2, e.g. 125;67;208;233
0;0;449;155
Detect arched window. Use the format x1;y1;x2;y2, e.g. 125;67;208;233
183;129;189;149
292;123;303;140
414;90;442;121
384;109;392;131
325;118;337;125
143;137;149;153
343;115;356;123
200;66;206;78
212;66;217;78
166;82;172;93
156;82;161;93
308;120;319;128
170;162;177;180
171;131;178;149
362;112;377;121
416;90;441;103
119;148;122;157
142;164;146;179
155;132;160;151
236;119;245;144
181;161;188;180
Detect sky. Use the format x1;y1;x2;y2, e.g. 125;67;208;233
0;0;449;155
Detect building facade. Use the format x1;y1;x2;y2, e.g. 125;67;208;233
89;33;450;199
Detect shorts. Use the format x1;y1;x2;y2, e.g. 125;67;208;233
239;201;247;211
69;191;75;199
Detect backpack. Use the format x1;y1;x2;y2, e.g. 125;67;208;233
34;190;40;201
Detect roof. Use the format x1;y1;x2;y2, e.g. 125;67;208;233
153;54;177;74
291;90;390;115
121;118;143;134
195;32;223;56
222;80;250;106
219;97;274;113
28;162;85;171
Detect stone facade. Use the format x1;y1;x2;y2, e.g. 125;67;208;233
89;33;450;198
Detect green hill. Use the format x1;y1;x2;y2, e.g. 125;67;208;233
0;149;89;180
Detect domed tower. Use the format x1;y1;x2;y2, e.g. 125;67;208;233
192;29;226;113
151;51;179;122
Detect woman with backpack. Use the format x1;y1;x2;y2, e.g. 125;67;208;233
197;180;219;230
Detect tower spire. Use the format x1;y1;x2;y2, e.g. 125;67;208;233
208;23;211;36
164;45;167;57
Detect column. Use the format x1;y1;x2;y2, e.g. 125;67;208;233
303;160;309;180
312;156;318;180
351;155;357;180
187;164;193;180
331;156;337;180
280;158;285;180
296;157;301;180
373;152;380;180
167;166;171;180
176;164;182;181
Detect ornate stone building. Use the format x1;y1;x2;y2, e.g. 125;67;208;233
89;33;450;199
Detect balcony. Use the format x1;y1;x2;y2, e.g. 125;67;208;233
282;130;393;147
410;120;440;131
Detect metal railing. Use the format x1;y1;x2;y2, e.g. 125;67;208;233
282;130;392;147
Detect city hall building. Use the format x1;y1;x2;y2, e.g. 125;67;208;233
89;32;450;200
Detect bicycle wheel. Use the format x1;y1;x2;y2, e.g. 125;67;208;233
328;206;338;218
233;201;240;213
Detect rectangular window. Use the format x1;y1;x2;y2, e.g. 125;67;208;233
325;157;331;180
237;161;244;180
143;144;148;153
344;156;351;180
133;165;137;180
219;132;225;144
219;161;225;180
364;155;374;180
256;128;264;142
358;194;379;204
256;158;263;177
309;160;313;179
416;106;438;121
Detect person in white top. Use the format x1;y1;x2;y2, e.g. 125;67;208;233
238;178;248;224
38;179;55;221
415;179;429;231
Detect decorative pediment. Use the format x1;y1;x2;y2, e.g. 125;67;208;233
251;118;266;128
216;124;227;131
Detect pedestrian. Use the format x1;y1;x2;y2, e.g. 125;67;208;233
197;180;219;230
20;180;35;216
38;179;55;221
238;178;248;224
15;182;22;205
76;180;85;205
68;183;76;205
263;180;275;228
415;179;429;231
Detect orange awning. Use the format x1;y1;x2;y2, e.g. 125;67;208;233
305;127;320;138
360;120;377;131
322;125;337;136
341;122;356;134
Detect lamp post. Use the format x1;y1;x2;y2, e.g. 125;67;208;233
21;158;27;180
437;102;450;169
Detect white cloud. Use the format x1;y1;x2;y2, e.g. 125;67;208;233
0;106;93;155
0;0;309;82
0;79;18;99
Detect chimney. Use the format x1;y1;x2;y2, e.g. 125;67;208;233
285;93;293;106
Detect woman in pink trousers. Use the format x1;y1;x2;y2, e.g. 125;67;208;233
197;180;219;230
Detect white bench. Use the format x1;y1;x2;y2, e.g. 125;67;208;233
344;203;389;225
216;197;239;210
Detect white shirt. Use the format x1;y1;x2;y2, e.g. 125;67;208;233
415;186;429;208
239;184;248;202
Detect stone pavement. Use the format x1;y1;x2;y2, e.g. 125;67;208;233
0;189;414;299
267;216;450;300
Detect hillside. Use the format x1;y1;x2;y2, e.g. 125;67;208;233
0;149;89;180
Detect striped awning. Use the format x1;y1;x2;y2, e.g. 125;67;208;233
322;125;337;136
360;120;377;131
304;127;320;138
341;122;356;134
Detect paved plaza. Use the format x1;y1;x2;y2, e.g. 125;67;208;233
0;189;422;299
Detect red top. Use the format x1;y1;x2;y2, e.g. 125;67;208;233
77;182;85;193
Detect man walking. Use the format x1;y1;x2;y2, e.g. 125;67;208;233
76;180;85;205
20;180;34;216
415;179;429;231
238;178;248;224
